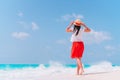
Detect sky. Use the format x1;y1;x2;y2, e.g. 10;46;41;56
0;0;120;64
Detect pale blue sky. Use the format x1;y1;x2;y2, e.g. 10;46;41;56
0;0;120;64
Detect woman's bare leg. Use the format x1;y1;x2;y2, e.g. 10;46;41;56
79;58;84;75
76;63;80;75
76;58;84;75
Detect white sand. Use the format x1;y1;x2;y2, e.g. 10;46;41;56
41;71;120;80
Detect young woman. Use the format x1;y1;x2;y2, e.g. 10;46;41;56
66;19;91;75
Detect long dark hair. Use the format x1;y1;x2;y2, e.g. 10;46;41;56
73;25;81;36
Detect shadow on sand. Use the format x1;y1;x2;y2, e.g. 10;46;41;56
83;71;111;75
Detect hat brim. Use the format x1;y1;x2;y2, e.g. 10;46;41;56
74;22;81;26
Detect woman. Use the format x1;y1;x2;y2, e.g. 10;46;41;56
66;19;91;75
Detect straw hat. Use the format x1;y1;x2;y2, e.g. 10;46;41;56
74;19;82;26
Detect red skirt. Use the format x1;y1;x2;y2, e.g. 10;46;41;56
71;42;84;59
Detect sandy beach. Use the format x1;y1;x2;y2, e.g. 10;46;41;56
0;66;120;80
41;71;120;80
0;62;120;80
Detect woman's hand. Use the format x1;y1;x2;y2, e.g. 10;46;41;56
66;21;74;32
70;21;74;25
81;23;91;32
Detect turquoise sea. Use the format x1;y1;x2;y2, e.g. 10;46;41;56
0;64;118;70
0;64;90;70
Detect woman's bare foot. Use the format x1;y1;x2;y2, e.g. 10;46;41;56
79;69;84;75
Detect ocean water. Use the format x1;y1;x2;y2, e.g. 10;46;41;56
0;61;120;80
